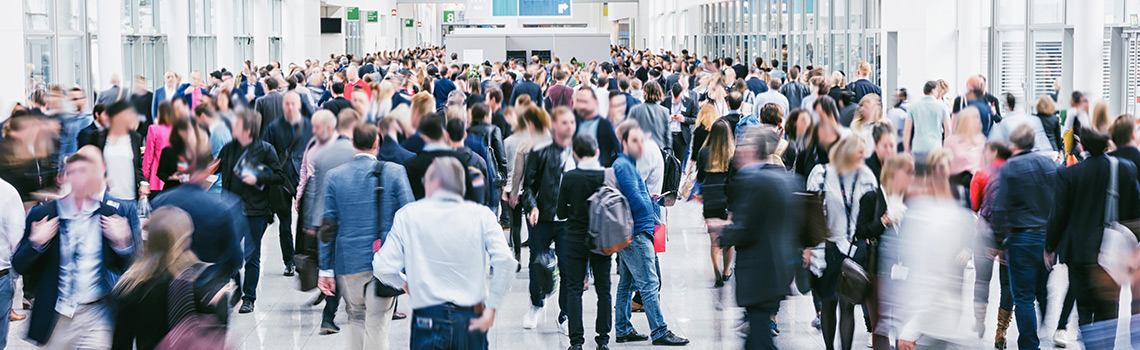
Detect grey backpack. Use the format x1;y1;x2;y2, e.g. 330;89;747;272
588;169;633;256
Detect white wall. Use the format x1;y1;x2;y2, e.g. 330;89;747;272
883;0;960;97
0;1;25;112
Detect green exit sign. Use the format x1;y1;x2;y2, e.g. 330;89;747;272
404;19;414;27
1132;14;1139;27
347;7;360;20
443;10;456;23
367;11;378;23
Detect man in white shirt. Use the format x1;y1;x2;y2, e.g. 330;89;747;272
0;178;25;349
373;157;517;350
752;78;790;119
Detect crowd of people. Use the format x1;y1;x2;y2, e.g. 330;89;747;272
0;44;1138;350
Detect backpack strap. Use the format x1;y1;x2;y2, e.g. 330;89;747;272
603;168;618;188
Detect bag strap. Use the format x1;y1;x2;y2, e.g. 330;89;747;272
1106;156;1119;226
373;161;387;243
603;168;618;188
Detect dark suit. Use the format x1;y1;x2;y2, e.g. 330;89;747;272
575;116;621;167
13;196;141;345
378;135;415;164
510;79;543;108
1047;153;1140;331
719;163;800;350
661;96;698;162
77;122;101;149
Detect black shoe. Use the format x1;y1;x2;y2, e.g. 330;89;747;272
596;344;610;350
284;264;296;276
239;299;255;313
616;332;649;343
567;345;583;350
320;320;340;334
521;240;530;247
392;311;407;320
311;293;326;306
651;331;690;346
714;275;725;288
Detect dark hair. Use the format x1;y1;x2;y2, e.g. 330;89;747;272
106;100;135;120
332;81;346;95
1004;92;1017;111
485;86;503;104
618;77;631;91
923;81;938;95
92;103;106;119
726;91;744;111
265;77;279;90
418;112;447;141
235;109;262;140
894;88;909;109
470;103;490;122
785;108;811;138
1079;127;1110;156
813;95;839;121
986;141;1013;160
671;83;683;98
1111;114;1137;147
1071;90;1085;104
871;122;896;144
572;134;598;158
168;117;194;153
759;103;784;126
193;103;215;120
446;118;467;143
353;123;379;151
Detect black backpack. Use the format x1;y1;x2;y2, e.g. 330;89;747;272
660;147;682;204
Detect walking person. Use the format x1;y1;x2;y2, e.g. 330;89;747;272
373;157;518;350
855;153;914;350
318;124;414;350
902;81;952;155
90;101;148;202
611;120;690;346
993;124;1058;350
262;91;313;278
141;101;177;199
696;119;736;287
216;109;285;314
0;177;25;349
555;135;614;350
806;135;878;350
968;141;1015;349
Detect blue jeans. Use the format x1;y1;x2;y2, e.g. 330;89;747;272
241;215;270;300
1006;231;1048;350
615;232;669;340
0;273;12;349
411;304;488;350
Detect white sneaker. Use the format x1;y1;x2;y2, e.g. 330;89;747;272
866;335;874;348
523;305;542;329
558;316;569;335
1053;329;1069;348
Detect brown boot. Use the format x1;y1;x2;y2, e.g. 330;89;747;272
995;308;1012;350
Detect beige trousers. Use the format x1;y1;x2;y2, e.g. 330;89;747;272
339;271;396;350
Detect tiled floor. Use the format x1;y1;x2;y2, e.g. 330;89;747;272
4;200;1136;349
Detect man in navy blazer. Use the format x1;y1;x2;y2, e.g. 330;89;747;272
150;71;189;125
13;151;141;347
510;65;544;108
572;89;621;167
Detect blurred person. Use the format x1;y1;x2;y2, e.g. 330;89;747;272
95;74;127;107
806;134;878;350
845;62;881;103
1060;91;1090;154
344;64;372;102
608;90;628;126
154;118;200;193
850;94;885;148
903;81;952;155
505;106;551;262
130;77;154;136
989;93;1053;157
885;89;908;146
943;107;987;205
77;103;107;149
801;76;828;113
400;92;437;153
611;120;690;346
790;96;846;179
689;104;719;170
968;141;1015;349
782;108;814;171
626;81;671;149
555;135;614;350
216;109;285;314
321;82;353;118
377;115;414;164
865;123;897;181
779;66;811;111
951;76;997;137
544;67;574;109
59;87;92;164
447;118;493;208
262;91;313;278
176;71;211;111
213;87;235;124
720;91;747;138
1048;125;1140;350
141;101;177;199
0;177;24;348
1090;100;1111;133
254;76;286;132
318;124;413;350
91;101;147;201
753;78;789;120
696;119;736;287
855;153;914;350
402;113;476;201
574;89;621;167
992;124;1057;350
373;157;518;350
13;151;141;348
663;83;698;165
468;102;508;191
111;207;231;350
714;127;801;350
894;150;978;350
511;64;544;109
485;86;513;138
520;107;576;331
1035;96;1063;155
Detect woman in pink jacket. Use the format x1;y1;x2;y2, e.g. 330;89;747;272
142;101;178;199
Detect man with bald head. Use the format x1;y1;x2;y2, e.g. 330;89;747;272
296;109;355;333
344;64;372;102
263;91;314;278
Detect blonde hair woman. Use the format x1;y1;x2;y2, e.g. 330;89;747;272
944;107;986;193
690;104;721;166
851;93;886;147
1091;100;1110;133
806;134;878;350
698;119;737;287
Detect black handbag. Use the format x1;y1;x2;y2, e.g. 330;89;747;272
797;166;829;248
834;170;871;305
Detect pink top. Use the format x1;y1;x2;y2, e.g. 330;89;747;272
943;134;986;175
142;124;173;191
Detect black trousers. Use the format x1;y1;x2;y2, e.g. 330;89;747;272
558;239;613;346
745;300;781;350
272;204;295;267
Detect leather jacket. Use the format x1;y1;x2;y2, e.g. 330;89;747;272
522;141;570;222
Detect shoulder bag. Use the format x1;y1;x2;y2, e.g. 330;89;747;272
836;172;872;305
371;161;407;298
1098;156;1140;285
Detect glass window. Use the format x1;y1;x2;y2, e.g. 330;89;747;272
235;0;252;36
997;0;1026;26
270;37;282;64
25;0;51;31
1030;0;1063;24
58;35;85;88
997;30;1027;104
833;0;846;30
849;32;863;70
849;0;864;29
832;33;845;73
271;0;282;36
58;0;83;32
1030;30;1062;104
188;36;216;74
190;0;212;35
818;0;829;31
26;36;53;87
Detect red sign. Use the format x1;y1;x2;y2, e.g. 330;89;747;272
417;21;422;27
391;9;397;16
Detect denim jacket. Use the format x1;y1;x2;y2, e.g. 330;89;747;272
613;153;658;236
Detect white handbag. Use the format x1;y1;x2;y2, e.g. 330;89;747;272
1098;156;1140;284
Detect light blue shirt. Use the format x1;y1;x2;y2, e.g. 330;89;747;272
578;116;601;141
54;194;107;310
209;122;234;193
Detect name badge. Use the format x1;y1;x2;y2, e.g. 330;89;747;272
890;264;909;281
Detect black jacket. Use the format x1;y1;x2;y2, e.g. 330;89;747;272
1037;112;1062;153
510;79;543;108
856;189;888;242
468;120;508;187
556;168;604;242
865;155;884;182
522;142;569;222
661;96;699;148
216;140;284;217
155;146;183;192
575;115;622;167
321;96;353;118
1048;154;1140;264
719;112;744;138
403;148;473;201
77;122;100;149
91;130;146;190
719;163;800;306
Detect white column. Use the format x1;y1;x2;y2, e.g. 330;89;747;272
164;0;190;76
956;0;982;83
216;0;234;71
96;0;123;89
253;0;270;64
0;1;25;111
1071;0;1106;102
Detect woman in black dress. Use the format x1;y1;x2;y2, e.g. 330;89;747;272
697;119;736;287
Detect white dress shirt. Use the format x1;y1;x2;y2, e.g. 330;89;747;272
103;135;136;200
0;180;25;271
373;191;517;310
54;193;107;314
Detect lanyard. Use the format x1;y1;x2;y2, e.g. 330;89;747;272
838;171;860;240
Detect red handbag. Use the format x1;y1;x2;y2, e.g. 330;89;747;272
653;225;666;253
